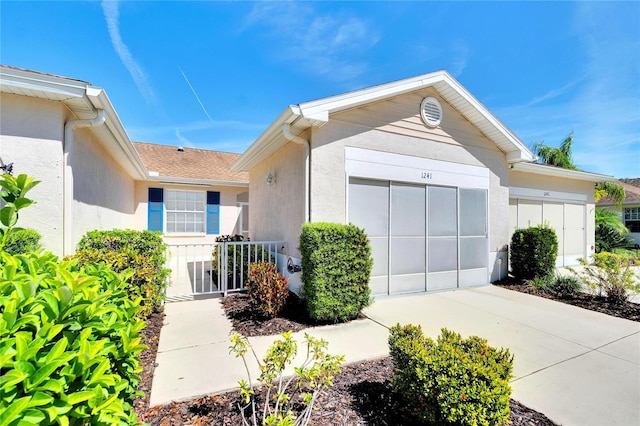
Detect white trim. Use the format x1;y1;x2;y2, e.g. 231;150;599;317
509;186;587;202
345;147;490;189
510;162;612;182
152;176;249;187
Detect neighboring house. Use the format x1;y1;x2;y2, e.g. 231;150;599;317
232;70;611;295
0;65;248;256
597;178;640;244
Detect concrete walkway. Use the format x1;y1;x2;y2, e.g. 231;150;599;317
150;286;640;426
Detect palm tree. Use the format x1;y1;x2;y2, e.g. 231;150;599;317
533;132;576;169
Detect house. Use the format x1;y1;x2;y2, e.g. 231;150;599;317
0;65;248;257
597;178;640;244
232;70;612;295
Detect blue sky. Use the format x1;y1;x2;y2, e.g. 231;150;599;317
2;1;638;178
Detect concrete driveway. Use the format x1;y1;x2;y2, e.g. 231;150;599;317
151;286;640;425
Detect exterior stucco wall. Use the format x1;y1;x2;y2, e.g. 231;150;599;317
0;93;65;254
69;127;136;250
308;89;511;273
248;141;305;257
133;181;249;245
509;171;597;256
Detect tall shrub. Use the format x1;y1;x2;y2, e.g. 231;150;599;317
389;324;513;426
74;229;169;318
510;225;558;280
299;222;373;322
246;261;289;318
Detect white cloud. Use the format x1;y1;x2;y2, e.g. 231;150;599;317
449;41;469;77
174;129;195;149
242;2;380;83
101;0;157;105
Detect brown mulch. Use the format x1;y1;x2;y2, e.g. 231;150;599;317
134;294;558;425
493;278;640;322
133;308;165;413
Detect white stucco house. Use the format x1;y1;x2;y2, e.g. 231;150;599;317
0;65;248;256
232;70;612;296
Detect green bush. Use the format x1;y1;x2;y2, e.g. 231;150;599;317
3;228;42;255
551;274;582;295
525;274;553;291
0;251;146;425
299;223;373;322
212;242;275;288
388;324;513;426
571;252;640;304
74;229;169;318
510;225;558;280
246;262;289;318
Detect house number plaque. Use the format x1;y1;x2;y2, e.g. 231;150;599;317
421;172;433;179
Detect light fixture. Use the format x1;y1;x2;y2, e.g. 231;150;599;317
266;172;275;186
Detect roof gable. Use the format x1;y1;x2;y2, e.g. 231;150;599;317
233;70;534;171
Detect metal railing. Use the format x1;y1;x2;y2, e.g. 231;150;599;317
164;240;286;301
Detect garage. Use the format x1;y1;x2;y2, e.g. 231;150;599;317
346;148;490;296
509;188;587;267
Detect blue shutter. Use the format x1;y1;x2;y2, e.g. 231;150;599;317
206;191;220;235
148;188;163;232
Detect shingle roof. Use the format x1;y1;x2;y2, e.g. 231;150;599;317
133;142;248;183
598;178;640;204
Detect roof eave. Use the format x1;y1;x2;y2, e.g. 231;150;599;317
511;162;613;183
148;175;249;187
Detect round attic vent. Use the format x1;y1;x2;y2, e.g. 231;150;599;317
420;96;443;127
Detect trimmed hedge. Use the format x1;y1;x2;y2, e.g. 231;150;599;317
0;251;146;425
389;324;513;426
3;228;42;255
299;222;373;322
74;229;169;318
510;225;558;280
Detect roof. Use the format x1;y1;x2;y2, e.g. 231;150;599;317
232;69;535;172
0;65;148;180
510;162;613;183
133;142;248;186
598;178;640;205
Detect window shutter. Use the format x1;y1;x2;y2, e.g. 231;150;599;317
206;191;220;235
148;188;163;232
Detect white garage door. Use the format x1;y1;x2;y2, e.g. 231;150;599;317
509;198;585;267
349;178;488;296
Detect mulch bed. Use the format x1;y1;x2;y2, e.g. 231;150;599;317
493;278;640;323
134;293;559;425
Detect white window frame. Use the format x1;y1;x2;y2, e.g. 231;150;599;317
165;189;205;234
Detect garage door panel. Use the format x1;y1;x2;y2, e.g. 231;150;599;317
428;271;458;291
391;184;425;237
390;237;425;275
390;274;426;294
429;187;457;236
518;199;543;229
369;276;389;297
460;236;487;269
369;237;389;277
428;238;457;272
543;202;565;267
460;269;488;287
349;178;388;237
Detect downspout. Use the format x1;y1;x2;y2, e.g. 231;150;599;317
63;109;106;256
282;124;310;222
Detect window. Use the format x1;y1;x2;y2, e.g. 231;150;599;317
625;207;640;232
147;188;220;234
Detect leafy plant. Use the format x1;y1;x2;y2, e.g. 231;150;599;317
212;242;275;288
0;173;40;251
525;274;553;292
388;324;513;426
246;262;289;318
3;227;42;255
0;251;146;425
551;274;582;295
510;225;558;280
571;252;640;304
229;331;344;426
299;223;373;322
74;229;169;318
595;209;633;253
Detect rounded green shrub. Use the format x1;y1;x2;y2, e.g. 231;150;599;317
389;324;514;426
0;251;146;425
246;261;289;318
2;228;42;255
510;225;558;280
299;223;373;322
74;229;169;318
